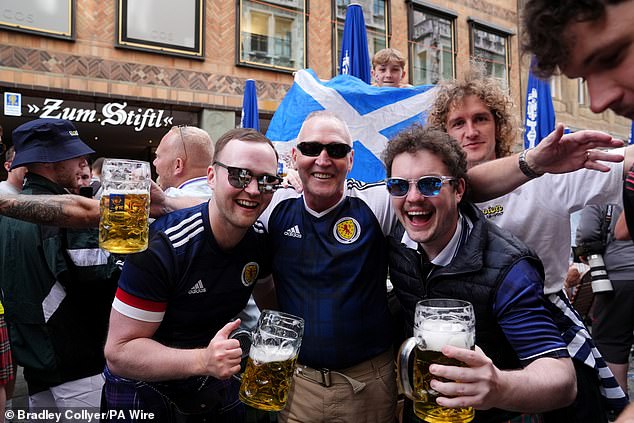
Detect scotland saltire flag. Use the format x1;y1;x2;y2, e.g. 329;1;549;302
241;79;260;131
339;3;371;84
524;58;555;149
266;69;437;182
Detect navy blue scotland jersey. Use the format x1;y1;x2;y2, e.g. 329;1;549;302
113;202;271;349
259;180;397;369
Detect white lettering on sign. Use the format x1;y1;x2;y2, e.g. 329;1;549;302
25;98;174;131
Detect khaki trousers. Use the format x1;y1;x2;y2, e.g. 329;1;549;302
279;349;397;423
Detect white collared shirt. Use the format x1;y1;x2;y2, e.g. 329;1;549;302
400;212;473;267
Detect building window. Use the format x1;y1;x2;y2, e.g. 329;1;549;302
117;0;204;59
332;0;389;76
408;3;456;85
0;0;74;40
468;18;513;89
238;0;306;72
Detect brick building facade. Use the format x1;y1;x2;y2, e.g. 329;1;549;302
0;0;629;170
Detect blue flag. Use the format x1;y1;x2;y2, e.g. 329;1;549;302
524;59;555;149
266;69;437;182
339;3;371;84
241;79;260;131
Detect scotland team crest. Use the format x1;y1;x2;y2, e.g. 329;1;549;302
241;262;259;286
333;217;361;244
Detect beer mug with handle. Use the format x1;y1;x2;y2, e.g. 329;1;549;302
398;299;476;423
99;159;151;254
239;310;304;411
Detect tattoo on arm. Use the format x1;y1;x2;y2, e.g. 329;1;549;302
0;196;68;226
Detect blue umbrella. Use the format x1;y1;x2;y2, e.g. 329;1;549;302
339;3;371;84
241;79;260;131
629;121;633;145
524;58;555;149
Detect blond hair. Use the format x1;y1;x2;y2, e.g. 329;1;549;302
372;48;406;69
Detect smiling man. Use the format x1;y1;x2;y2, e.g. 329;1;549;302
258;110;399;422
385;126;576;422
102;128;281;422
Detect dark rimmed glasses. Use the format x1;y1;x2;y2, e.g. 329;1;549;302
214;161;282;194
385;176;456;198
296;142;352;159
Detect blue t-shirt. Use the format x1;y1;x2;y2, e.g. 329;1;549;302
113;202;271;349
259;181;397;369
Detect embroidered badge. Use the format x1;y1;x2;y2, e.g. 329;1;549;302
333;217;361;244
481;204;504;219
241;262;259;286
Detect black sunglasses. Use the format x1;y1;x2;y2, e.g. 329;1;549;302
296;142;352;159
385;176;456;197
214;161;282;194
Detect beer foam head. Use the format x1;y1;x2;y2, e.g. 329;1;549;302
415;320;473;351
103;189;150;195
249;344;296;363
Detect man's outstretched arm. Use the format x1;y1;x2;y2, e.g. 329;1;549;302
0;181;195;228
0;194;100;228
468;124;627;202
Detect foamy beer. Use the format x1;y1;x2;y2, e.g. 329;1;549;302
99;159;151;254
398;299;476;423
239;310;304;411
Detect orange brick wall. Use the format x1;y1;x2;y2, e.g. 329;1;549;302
0;1;626;141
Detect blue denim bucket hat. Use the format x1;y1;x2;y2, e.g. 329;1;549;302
10;118;95;170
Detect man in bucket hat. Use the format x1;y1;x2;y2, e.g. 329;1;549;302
0;119;120;415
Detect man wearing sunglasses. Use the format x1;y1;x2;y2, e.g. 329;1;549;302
102;129;281;421
385;126;575;422
426;67;633;421
153;125;215;200
257;110;400;422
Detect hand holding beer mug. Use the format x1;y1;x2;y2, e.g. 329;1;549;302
99;159;151;254
239;310;304;411
398;299;476;423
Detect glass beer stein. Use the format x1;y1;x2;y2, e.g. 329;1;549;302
239;310;304;411
99;159;151;254
398;299;476;423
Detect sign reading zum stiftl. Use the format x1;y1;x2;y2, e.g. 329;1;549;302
3;93;175;132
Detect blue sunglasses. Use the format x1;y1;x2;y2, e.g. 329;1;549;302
385;176;456;197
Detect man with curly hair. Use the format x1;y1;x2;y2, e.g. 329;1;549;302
426;67;516;168
426;66;634;421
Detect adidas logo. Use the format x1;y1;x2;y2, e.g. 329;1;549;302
188;280;207;294
283;225;302;238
